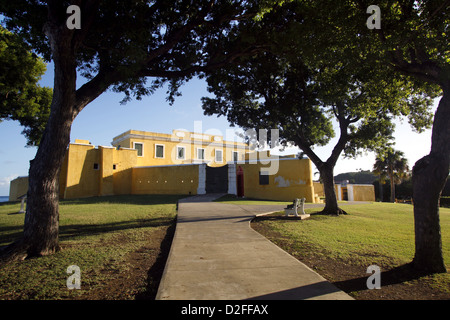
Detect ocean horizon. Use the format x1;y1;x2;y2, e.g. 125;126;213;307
0;196;9;203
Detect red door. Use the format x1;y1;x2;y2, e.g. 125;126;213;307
237;166;244;197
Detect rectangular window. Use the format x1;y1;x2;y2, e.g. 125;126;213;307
197;148;205;160
155;144;165;158
133;142;144;157
215;149;223;163
177;146;186;160
93;163;99;170
259;170;269;185
233;151;239;162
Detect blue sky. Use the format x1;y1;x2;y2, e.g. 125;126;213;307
0;61;440;196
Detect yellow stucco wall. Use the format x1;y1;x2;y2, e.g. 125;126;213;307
112;147;138;195
313;182;324;197
61;142;138;199
238;158;315;202
10;132;322;203
9;177;29;201
99;146;114;196
111;130;249;168
132;164;199;195
352;185;375;201
63;143;101;199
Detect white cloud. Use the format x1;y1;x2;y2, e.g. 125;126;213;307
0;174;19;187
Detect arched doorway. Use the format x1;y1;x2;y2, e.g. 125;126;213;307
237;166;244;197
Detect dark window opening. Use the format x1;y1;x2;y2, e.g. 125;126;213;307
259;171;269;185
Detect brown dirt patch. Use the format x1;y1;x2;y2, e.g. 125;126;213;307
73;223;175;300
251;217;450;300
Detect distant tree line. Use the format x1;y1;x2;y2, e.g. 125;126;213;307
333;170;450;203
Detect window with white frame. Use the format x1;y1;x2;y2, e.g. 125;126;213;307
233;151;239;162
133;142;144;157
197;148;205;160
215;149;223;162
155;144;165;158
177;146;186;160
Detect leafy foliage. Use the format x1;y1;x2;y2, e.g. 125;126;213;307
373;149;410;185
0;26;52;146
2;1;282;106
373;148;410;202
201;1;435;163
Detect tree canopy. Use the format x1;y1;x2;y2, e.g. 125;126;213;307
0;0;286;263
373;149;410;202
201;1;435;214
0;26;52;146
0;0;448;272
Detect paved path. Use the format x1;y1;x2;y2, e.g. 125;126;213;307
156;194;353;300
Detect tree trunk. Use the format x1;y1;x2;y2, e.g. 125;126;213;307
378;177;384;202
0;30;78;262
319;163;346;215
411;88;449;274
390;175;395;203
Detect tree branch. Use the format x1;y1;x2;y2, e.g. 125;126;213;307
72;0;100;50
294;136;324;169
327;103;350;166
138;45;269;79
144;2;215;65
74;68;121;116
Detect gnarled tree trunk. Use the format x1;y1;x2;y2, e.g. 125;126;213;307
412;87;449;274
319;162;346;215
21;51;77;258
0;29;78;262
0;10;86;262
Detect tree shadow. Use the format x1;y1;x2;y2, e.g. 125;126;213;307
252;214;310;222
0;226;24;248
332;262;432;293
0;217;174;250
135;222;176;300
59;194;186;206
0;194;185;208
58;218;173;241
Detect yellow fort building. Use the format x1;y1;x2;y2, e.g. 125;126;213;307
9;129;374;203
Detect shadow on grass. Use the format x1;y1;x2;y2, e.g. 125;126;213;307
0;195;186;210
59;217;173;241
60;194;186;206
0;217;174;249
0;201;21;207
332;262;432;293
0;194;183;246
0;226;23;247
135;222;176;300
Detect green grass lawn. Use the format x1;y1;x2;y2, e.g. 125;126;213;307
253;202;450;296
0;195;184;300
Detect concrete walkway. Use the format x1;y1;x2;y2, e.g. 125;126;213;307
156;194;353;300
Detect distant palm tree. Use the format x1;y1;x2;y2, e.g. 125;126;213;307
373;150;410;203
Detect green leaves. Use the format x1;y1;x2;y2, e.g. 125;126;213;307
201;0;439;170
373;148;410;185
0;26;52;146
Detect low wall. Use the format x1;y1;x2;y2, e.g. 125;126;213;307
132;164;200;195
9;176;29;201
351;184;375;201
237;158;315;202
